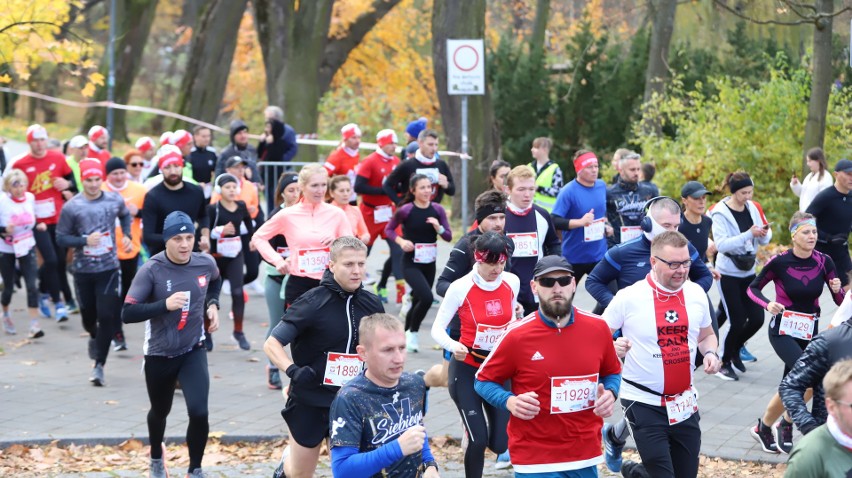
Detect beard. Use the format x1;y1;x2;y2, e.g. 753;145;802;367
540;294;573;319
163;174;182;186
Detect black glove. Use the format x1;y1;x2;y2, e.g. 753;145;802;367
285;364;317;384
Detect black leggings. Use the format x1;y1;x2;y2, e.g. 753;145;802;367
75;269;121;365
284;275;321;309
0;250;38;308
719;274;764;363
215;254;245;332
448;360;509;478
402;255;435;332
242;244;260;285
768;322;813;378
145;346;209;473
623;400;701;478
116;257;139;340
34;224;73;303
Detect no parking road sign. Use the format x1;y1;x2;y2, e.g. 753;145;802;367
447;39;485;96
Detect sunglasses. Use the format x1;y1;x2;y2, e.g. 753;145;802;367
537;276;573;288
128;162;143;167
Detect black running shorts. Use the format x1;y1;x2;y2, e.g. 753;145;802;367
281;398;330;448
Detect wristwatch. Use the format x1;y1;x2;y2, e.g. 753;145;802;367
423;461;438;473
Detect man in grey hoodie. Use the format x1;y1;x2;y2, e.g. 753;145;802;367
215;119;260;184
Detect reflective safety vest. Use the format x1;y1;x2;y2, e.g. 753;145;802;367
532;161;559;212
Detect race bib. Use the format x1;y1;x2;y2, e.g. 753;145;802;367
323;352;364;387
550;373;598;414
12;231;35;258
413;242;437;264
472;323;507;352
34;198;56;219
416;168;440;184
508;232;538;258
83;231;113;256
297;247;330;274
779;310;817;340
276;246;290;258
217;236;242;258
374;205;393;224
584;218;605;242
620;226;642;243
665;388;698;425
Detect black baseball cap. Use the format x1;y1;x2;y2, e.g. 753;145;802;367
835;159;852;173
533;255;574;278
680;181;710;198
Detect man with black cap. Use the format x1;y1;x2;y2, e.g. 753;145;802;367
215;119;260;184
474;255;622;476
102;157;147;351
56;159;132;386
807;158;852;286
142;147;210;256
122;210;222;478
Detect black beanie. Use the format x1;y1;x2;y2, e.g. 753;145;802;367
105;157;127;175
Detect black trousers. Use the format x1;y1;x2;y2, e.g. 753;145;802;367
34;224;73;303
719;274;763;363
402;255;436;332
74;269;121;365
623;399;701;478
144;345;209;473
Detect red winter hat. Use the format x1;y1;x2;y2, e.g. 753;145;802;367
341;123;362;140
88;125;108;142
158;145;185;170
79;159;104;180
135;136;156;153
26;124;48;143
376;129;398;148
159;131;173;146
169;129;193;148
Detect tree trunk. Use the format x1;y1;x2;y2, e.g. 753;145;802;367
172;0;247;130
82;0;160;141
432;0;501;222
531;0;551;52
802;0;834;172
641;0;677;135
253;0;402;161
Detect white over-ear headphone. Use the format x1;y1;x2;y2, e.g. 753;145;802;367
213;173;241;196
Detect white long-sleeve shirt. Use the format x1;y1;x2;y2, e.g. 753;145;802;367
791;171;834;212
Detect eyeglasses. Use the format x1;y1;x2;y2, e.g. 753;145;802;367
654;256;692;270
128;162;143;167
833;398;852;409
537;276;573;288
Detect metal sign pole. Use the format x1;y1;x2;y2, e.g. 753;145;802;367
461;95;469;230
106;0;116;150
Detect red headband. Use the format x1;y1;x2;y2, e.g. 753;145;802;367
79;159;104;180
474;250;508;264
159;150;184;170
573;152;598;173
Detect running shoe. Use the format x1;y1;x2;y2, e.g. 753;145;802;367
38;295;51;318
185;469;208;477
731;356;747;374
88;337;97;360
774;419;794;454
363;273;377;286
373;285;388;304
272;445;290;478
406;330;419;353
67;300;79;314
113;332;128;351
233;331;251;351
3;314;16;335
28;324;44;339
204;333;214;352
602;422;625;472
246;280;265;296
750;419;779;453
267;365;282;390
55;303;68;323
221;280;231;296
243;290;250;304
740;345;757;362
495;450;512;470
399;294;412;320
715;362;739;381
90;363;105;386
415;369;429;413
149;443;169;478
621;460;652;478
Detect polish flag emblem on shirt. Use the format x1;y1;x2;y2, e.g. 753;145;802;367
197;275;207;288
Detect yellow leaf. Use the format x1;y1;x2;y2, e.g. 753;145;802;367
81;83;96;98
0;74;11;84
89;72;105;86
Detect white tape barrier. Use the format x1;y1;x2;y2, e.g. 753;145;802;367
0;86;471;159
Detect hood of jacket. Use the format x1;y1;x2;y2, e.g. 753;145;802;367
229;119;249;145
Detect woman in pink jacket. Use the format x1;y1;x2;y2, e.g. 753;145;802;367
252;164;352;308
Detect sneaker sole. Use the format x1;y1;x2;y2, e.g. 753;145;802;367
56;316;68;323
749;427;779;454
715;371;738;381
29;331;45;339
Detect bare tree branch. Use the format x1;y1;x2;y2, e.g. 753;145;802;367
712;0;851;26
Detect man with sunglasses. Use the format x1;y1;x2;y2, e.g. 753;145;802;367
474;255;622;477
602;231;720;478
